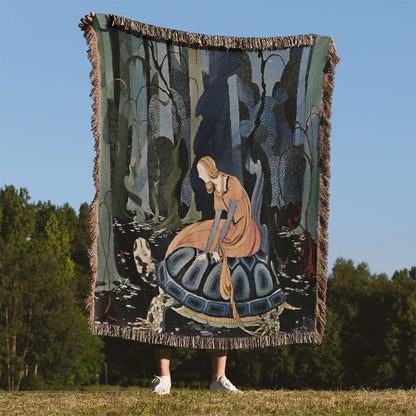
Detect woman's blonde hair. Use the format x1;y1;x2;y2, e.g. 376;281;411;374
197;156;220;194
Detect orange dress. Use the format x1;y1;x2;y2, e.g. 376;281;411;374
166;175;260;258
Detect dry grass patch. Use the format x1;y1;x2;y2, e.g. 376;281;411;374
0;389;415;415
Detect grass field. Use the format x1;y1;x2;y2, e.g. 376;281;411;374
1;388;415;415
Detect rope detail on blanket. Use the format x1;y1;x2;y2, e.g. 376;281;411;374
218;241;259;336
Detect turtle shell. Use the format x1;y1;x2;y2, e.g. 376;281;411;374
157;247;286;319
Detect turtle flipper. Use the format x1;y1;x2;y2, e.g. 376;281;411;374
136;293;179;333
251;302;300;336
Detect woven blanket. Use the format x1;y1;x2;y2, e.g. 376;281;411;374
83;14;339;349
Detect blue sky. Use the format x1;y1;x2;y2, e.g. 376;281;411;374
1;0;415;277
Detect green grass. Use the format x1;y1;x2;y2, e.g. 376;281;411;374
1;388;415;415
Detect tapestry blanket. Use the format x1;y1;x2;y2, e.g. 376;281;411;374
82;13;339;349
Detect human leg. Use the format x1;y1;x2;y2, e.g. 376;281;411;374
152;347;172;394
211;349;228;381
210;349;242;393
157;346;172;378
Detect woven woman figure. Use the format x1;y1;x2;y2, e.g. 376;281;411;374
165;156;261;301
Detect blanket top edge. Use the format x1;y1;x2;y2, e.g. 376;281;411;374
106;13;319;50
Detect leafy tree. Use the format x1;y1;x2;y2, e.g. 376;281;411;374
0;186;103;391
0;186;37;390
325;258;416;388
287;306;344;389
71;203;92;302
386;268;416;386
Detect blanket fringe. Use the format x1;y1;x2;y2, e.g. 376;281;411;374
91;323;320;349
83;23;102;331
316;39;340;343
109;14;316;51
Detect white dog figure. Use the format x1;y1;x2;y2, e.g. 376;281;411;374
133;237;157;287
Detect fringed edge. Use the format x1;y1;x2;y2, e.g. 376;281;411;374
316;39;340;343
109;14;316;51
91;323;320;350
83;23;102;332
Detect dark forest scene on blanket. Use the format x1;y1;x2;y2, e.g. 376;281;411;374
83;14;339;349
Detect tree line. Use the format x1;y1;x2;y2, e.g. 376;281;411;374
1;185;415;390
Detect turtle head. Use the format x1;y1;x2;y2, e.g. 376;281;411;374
133;237;157;287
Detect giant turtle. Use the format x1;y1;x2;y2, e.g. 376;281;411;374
134;238;296;335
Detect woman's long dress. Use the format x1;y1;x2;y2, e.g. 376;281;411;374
165;175;260;259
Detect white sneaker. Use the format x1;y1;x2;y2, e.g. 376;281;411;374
209;375;242;393
151;375;171;395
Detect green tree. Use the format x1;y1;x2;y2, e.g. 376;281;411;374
0;186;103;391
0;186;37;390
72;203;93;308
287;306;344;389
385;268;416;386
326;258;416;388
